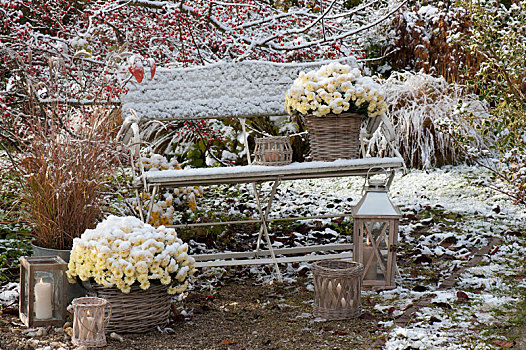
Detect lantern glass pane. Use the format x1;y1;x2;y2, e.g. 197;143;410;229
363;221;390;282
52;269;64;319
22;268;29;317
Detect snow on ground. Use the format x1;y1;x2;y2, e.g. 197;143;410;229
187;163;525;349
1;163;524;348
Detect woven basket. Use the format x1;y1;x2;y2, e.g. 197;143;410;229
92;285;171;334
305;113;363;161
253;136;293;166
312;260;364;320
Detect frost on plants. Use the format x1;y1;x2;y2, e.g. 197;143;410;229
284;62;387;118
67;215;195;294
366;72;488;169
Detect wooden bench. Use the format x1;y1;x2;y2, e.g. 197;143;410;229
120;58;404;281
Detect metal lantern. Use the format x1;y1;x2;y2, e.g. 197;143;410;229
352;176;401;289
19;256;67;327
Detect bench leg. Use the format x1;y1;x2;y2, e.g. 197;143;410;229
145;185;159;224
252;179;282;282
135;189;145;222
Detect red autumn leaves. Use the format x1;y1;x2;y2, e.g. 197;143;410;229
128;56;156;83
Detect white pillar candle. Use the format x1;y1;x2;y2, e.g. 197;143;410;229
79;311;96;340
34;278;53;319
363;245;378;280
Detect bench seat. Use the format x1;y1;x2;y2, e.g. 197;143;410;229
137;157;404;188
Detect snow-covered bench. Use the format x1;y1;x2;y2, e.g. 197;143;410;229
120;59;404;281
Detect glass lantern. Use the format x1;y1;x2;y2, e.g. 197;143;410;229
19;256;67;327
352;177;401;289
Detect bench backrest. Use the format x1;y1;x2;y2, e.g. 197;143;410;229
121;58;360;121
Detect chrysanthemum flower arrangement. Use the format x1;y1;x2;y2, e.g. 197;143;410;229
130;151;203;225
284;62;387;118
67;216;195;295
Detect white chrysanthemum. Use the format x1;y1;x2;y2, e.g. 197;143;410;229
168;280;189;295
140;280;150;290
176;266;190;282
67;216;193;295
124;275;136;285
285;63;385;117
160;275;171;285
137;274;148;284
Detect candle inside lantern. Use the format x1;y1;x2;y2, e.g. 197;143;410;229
34;278;53;319
79;310;96;340
270;147;279;162
264;147;279;162
363;245;378;280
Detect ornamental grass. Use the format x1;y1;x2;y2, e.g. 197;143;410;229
10;107;122;250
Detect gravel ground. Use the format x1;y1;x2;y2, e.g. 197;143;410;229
1;275;389;350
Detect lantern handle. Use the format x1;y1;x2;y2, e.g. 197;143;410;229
104;302;112;327
363;167;393;194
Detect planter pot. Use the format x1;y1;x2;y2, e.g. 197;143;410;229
305;113;363;161
90;284;171;334
31;242;87;304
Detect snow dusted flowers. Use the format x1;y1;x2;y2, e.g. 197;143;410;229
284;62;387;118
67;216;195;295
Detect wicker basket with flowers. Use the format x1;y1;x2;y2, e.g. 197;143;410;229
285;62;387;161
66;216;195;333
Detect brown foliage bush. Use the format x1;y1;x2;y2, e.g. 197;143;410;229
9;107;122;250
383;2;478;83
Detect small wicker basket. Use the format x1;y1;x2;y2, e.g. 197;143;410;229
312;260;364;320
305;113;363;161
253;136;293;166
92;285;171;334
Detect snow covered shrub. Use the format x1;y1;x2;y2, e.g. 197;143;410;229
67;216;195;294
138;119;241;167
129;150;204;225
285;62;387;118
377;2;474;82
458;0;526;153
366;72;488;169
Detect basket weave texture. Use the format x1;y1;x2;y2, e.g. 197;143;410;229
312;260;364;320
93;285;170;333
253;136;293;166
71;297;110;347
305;113;363;161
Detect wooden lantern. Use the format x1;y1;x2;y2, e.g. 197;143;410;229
19;256;67;327
352;178;401;289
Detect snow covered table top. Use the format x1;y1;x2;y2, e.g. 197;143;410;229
138;157;404;187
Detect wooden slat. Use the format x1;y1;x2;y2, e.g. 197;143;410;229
194;252;354;267
192;243;354;261
168;213;353;229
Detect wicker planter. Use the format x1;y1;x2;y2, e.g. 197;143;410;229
91;285;171;334
312;260;364;320
305;113;363;161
